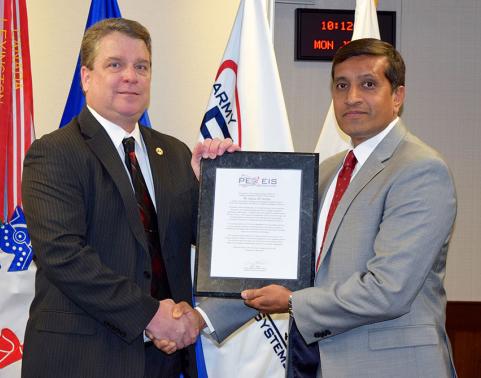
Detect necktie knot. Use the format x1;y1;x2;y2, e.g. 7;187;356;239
343;150;357;170
122;137;136;154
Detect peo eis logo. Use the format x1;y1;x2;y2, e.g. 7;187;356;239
238;175;277;187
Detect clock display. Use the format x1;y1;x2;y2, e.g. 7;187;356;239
295;9;396;61
321;21;353;31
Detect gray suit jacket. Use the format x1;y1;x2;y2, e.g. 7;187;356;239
202;121;457;378
21;107;199;377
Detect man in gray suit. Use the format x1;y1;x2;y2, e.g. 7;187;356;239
195;39;457;377
21;18;206;377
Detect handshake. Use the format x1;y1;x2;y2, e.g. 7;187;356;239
145;299;205;354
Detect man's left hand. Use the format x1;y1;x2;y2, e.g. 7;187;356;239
241;284;292;314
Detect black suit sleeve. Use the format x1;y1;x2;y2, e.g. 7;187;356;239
22;136;158;343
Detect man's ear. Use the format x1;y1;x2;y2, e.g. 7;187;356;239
80;66;90;94
392;85;405;115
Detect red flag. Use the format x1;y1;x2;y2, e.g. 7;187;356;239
0;0;35;221
0;5;35;376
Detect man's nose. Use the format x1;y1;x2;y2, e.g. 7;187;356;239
122;65;138;82
345;86;361;105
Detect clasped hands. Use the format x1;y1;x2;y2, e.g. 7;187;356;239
145;299;206;354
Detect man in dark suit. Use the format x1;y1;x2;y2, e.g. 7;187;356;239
21;18;203;378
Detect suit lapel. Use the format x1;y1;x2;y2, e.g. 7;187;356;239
318;121;407;269
141;127;172;255
315;153;345;269
78;107;149;254
318;152;345;207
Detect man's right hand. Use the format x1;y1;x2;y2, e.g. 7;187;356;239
145;299;199;353
146;301;206;354
191;138;240;180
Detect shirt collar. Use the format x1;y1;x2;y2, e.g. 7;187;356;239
87;105;142;151
352;117;399;167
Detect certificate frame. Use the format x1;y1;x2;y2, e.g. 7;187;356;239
194;151;319;298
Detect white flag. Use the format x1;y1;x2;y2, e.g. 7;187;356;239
314;0;380;160
199;0;293;152
197;0;293;377
351;0;380;41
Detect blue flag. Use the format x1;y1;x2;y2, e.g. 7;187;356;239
192;295;208;378
59;0;150;127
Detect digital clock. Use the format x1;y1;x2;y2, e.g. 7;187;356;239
295;9;396;61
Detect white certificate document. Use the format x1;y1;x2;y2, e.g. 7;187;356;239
210;168;302;279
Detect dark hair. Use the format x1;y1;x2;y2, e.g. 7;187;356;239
331;38;405;91
81;18;151;70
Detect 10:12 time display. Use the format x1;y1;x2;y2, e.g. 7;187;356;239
321;20;353;31
296;9;396;61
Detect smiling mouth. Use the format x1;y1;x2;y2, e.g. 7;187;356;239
118;91;139;96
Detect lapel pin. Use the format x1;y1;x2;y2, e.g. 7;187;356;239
155;147;164;156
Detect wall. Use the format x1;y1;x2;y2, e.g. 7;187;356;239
26;0;481;300
446;301;481;377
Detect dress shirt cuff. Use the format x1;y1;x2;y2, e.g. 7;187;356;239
195;306;215;334
143;331;150;343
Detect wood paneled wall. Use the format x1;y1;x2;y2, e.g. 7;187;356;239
446;301;481;377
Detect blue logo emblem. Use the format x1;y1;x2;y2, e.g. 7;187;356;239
200;105;233;140
0;207;34;272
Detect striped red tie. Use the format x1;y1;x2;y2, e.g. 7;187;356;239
316;150;357;272
122;137;171;299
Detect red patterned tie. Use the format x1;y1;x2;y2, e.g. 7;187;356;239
316;150;357;272
122;137;171;299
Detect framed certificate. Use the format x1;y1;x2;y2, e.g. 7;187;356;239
194;151;318;298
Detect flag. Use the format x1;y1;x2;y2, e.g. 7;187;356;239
59;0;151;128
351;0;380;41
199;0;293;152
0;0;36;376
197;0;293;376
314;0;380;160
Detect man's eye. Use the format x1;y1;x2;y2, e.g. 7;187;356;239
363;81;375;88
335;83;348;90
134;64;151;76
108;62;121;68
136;64;149;71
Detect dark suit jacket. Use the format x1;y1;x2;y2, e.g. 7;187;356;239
21;107;199;377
